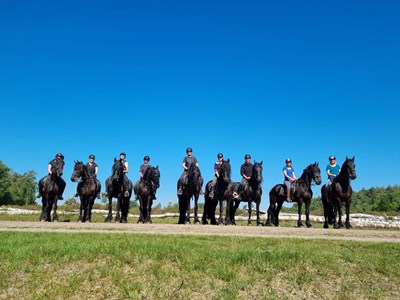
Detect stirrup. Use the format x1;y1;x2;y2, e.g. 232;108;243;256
209;191;214;199
124;191;130;197
177;189;183;195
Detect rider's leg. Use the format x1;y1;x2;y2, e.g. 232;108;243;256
284;180;291;202
59;178;66;200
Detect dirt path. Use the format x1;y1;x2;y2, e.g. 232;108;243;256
1;221;400;243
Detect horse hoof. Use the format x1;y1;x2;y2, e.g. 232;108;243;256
306;223;313;228
265;222;272;227
323;224;329;229
346;224;353;229
257;223;263;227
104;219;111;223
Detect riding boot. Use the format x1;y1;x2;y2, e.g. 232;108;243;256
209;186;215;199
286;189;291;202
177;182;183;195
96;192;101;199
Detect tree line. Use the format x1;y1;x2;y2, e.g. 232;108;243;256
0;161;36;205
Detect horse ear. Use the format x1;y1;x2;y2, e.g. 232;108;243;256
317;162;319;166
352;156;355;161
156;165;159;169
227;158;230;163
260;160;263;165
114;157;117;162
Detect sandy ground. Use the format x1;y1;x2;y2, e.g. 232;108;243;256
1;221;400;243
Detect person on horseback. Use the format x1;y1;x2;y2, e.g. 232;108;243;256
119;152;131;197
74;154;101;199
209;153;224;199
36;153;66;200
325;155;340;201
134;155;156;200
238;154;253;199
177;147;199;195
283;158;297;202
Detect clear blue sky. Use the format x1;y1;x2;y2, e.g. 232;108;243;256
1;0;399;209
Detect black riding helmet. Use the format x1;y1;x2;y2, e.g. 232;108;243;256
144;156;150;161
244;154;251;159
329;155;336;161
286;158;292;163
120;152;126;158
217;153;223;158
55;153;64;159
89;154;95;160
186;147;193;153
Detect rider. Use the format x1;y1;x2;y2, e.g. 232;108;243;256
209;153;224;199
326;155;340;190
134;155;156;200
74;154;101;199
177;147;199;195
283;158;297;202
36;153;66;200
239;154;253;198
119;152;131;197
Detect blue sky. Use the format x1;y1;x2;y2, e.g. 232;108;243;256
1;0;399;209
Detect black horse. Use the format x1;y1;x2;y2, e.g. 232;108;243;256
266;162;322;227
230;161;264;226
178;163;203;224
71;161;100;222
38;159;66;222
104;158;132;223
202;159;234;225
134;166;160;224
321;156;357;229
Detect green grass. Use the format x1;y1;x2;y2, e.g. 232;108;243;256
0;232;399;299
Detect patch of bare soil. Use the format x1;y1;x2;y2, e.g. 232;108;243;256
1;221;400;243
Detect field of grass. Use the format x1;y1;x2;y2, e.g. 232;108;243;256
0;231;399;299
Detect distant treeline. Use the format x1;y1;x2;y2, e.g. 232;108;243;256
0;161;36;205
304;185;400;214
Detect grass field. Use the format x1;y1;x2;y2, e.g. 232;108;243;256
1;231;399;299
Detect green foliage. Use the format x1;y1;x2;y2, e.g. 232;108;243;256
353;185;400;213
0;161;36;205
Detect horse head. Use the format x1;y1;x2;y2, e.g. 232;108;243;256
309;162;322;185
188;163;201;186
151;166;160;189
344;156;357;180
112;157;124;182
52;158;64;178
70;161;85;182
252;161;263;184
220;159;231;184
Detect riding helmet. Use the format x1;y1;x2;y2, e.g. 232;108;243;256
217;153;223;158
186;147;193;153
286;158;292;163
56;153;64;159
245;154;251;159
329;155;336;161
120;152;126;157
89;154;95;160
144;156;150;161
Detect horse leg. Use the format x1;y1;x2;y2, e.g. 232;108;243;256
178;196;186;224
333;201;340;229
323;202;329;229
138;198;144;224
88;197;95;222
201;197;208;225
115;197;121;222
345;201;352;229
194;195;200;224
40;197;47;221
51;199;59;222
225;198;233;225
247;201;252;225
297;201;304;227
274;201;283;227
185;196;191;224
305;200;312;228
145;198;152;223
338;202;344;228
218;199;224;225
232;200;240;225
256;199;262;226
77;200;83;222
265;198;275;226
105;196;113;222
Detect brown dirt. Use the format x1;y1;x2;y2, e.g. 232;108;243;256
1;221;400;243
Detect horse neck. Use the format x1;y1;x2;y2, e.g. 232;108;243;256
337;164;351;186
298;168;311;187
